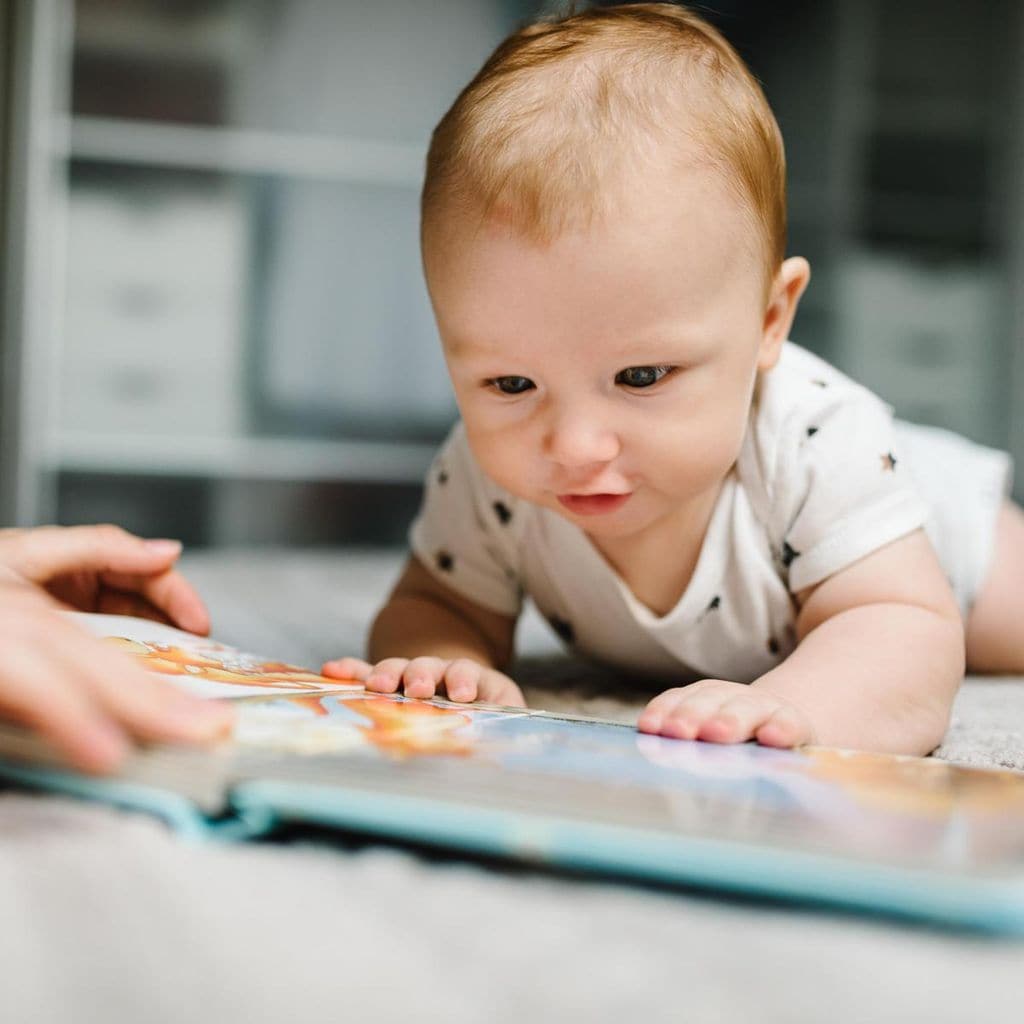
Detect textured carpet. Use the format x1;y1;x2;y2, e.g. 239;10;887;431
0;547;1021;1024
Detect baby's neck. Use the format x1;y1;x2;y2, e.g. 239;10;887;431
589;482;724;618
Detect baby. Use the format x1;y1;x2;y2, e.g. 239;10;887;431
324;3;1024;756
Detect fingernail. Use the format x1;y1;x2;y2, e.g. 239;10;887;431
144;539;182;556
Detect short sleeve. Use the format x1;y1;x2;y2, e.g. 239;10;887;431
742;355;931;595
409;422;525;617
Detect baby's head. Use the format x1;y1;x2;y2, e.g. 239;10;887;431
424;2;787;288
421;3;810;543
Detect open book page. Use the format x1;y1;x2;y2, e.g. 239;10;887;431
67;612;361;699
228;691;1024;878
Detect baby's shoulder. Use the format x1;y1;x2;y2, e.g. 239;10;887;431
736;343;930;593
743;343;890;471
758;342;887;429
737;343;897;526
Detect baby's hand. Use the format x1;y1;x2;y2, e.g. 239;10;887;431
637;680;815;748
321;656;526;708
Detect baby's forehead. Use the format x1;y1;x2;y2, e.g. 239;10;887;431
425;151;762;285
429;195;763;365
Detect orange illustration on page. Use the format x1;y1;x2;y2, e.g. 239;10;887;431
345;695;476;758
106;636;341;691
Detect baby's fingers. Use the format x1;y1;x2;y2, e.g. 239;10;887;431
755;705;814;749
442;659;484;703
321;656;373;683
697;695;773;744
641;689;729;741
637;687;687;734
363;658;410;693
399;657;449;699
475;669;526;708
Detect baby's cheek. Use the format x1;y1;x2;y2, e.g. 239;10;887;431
660;421;742;491
471;434;538;498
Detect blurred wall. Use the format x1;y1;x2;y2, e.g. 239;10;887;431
2;0;1022;545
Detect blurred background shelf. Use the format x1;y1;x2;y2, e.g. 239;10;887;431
62;117;425;186
2;0;1023;548
52;433;437;482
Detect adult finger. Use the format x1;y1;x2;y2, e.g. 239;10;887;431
94;589;174;624
0;581;235;765
0;610;228;773
98;567;210;635
0;642;131;774
83;643;235;747
0;524;183;584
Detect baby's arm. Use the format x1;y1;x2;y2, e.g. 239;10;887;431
639;529;964;755
322;555;524;706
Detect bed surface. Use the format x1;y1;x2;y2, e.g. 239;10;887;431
2;548;1022;1023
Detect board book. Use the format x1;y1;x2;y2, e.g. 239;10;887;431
2;612;1024;934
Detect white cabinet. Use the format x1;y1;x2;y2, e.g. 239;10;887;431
61;183;246;438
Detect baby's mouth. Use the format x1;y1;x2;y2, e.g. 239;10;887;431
556;492;631;516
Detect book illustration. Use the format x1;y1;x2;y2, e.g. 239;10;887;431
105;637;336;691
801;746;1024;818
68;612;361;699
232;691;1024;872
236;693;516;758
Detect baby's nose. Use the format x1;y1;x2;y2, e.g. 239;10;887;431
543;412;621;468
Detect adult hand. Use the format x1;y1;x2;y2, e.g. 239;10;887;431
0;523;210;633
0;525;234;774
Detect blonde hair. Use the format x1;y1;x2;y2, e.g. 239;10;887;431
422;2;786;286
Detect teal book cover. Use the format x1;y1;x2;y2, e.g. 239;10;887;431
2;613;1024;934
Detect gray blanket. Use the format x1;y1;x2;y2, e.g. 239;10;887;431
1;548;1022;1023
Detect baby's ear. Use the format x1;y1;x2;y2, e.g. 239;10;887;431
758;257;811;370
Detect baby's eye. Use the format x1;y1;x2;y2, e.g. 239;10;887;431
488;376;536;395
614;365;673;389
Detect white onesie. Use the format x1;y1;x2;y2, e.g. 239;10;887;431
410;343;1012;684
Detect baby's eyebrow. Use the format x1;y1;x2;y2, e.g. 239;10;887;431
441;333;507;359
